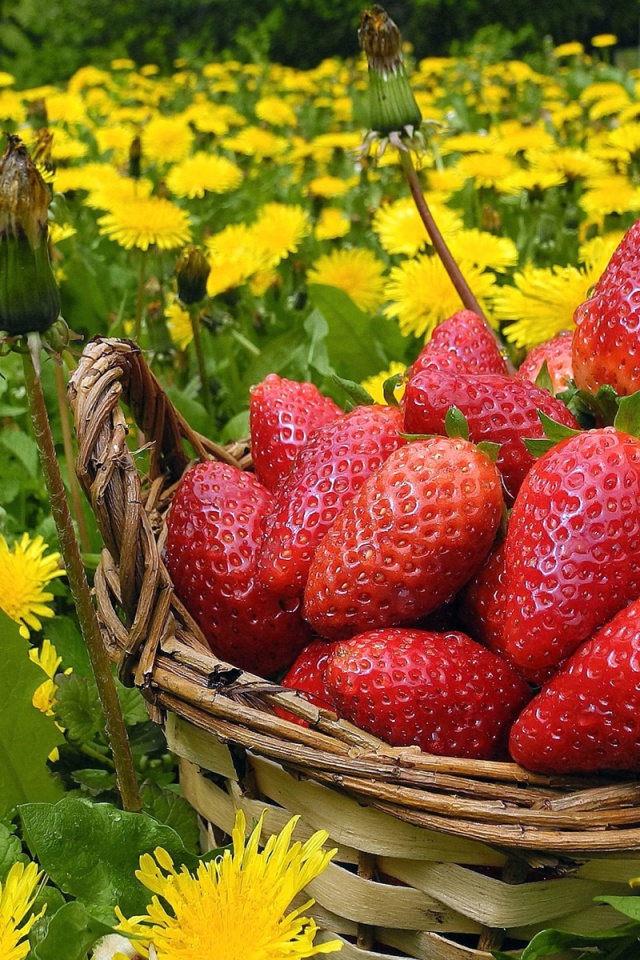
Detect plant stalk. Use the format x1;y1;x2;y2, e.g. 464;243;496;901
189;305;212;415
22;348;141;812
399;150;515;373
54;361;91;553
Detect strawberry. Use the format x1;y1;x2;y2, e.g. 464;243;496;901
403;370;580;502
572;218;640;396
517;330;574;395
249;373;341;491
409;310;508;379
510;597;640;774
325;628;531;760
458;541;508;659
304;437;503;641
164;461;311;678
503;427;640;674
276;639;338;726
257;404;405;598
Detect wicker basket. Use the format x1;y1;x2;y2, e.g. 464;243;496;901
68;336;640;960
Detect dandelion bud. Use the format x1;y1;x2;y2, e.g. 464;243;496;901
175;245;210;305
0;134;60;336
129;135;142;180
359;5;422;136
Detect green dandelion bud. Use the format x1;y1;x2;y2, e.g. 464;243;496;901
175;245;210;305
129;134;142;180
359;5;422;137
0;134;60;337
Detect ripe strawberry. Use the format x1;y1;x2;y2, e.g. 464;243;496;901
510;597;640;774
164;461;311;678
249;373;341;491
325;628;531;760
503;427;640;674
276;639;338;726
257;404;405;598
409;310;508;379
304;437;503;641
403;371;580;502
458;541;508;658
572;218;640;396
517;330;574;395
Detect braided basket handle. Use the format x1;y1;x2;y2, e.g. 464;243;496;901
67;337;248;685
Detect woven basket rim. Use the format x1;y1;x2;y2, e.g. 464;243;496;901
67;335;640;856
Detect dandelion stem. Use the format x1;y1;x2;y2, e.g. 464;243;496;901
22;348;141;812
189;305;212;415
54;361;91;553
133;248;149;343
399;150;515;372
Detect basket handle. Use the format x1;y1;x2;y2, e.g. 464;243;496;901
67;336;247;683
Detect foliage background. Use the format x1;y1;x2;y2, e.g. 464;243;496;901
1;0;639;86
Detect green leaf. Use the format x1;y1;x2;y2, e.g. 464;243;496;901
0;612;64;819
503;920;640;959
614;392;640;438
0;430;40;477
477;441;500;462
596;895;640;922
534;359;553;395
28;885;67;953
0;822;24;879
32;900;114;960
71;768;116;795
308;284;388;382
523;411;582;457
141;782;200;854
444;405;469;440
20;796;201;922
54;674;103;744
116;682;149;726
220;409;250;443
331;374;375;407
44;616;92;678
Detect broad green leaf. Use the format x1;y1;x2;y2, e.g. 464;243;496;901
44;616;92;678
220;409;250;442
71;768;116;795
0;612;64;819
331;374;375;407
141;782;200;854
0;822;24;879
0;430;40;477
534;360;553;395
28;885;67;954
614;393;640;439
32;900;114;960
21;796;201;922
54;674;103;744
596;895;640;922
538;410;582;442
116;682;149;726
304;309;334;379
505;920;640;959
308;284;388;381
444;406;470;440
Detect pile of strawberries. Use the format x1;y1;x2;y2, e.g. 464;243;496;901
164;219;640;777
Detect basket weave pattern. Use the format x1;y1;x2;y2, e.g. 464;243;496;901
68;337;640;959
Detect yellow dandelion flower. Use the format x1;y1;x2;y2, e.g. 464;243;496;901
492;121;555;156
30;639;68;716
223;126;290;160
580;176;640;226
315;207;351;241
255;95;297;127
165;299;193;351
249;268;279;296
448;229;518;273
306;175;352;199
440;131;499;155
0;91;26;124
592;33;617;47
526;147;609;181
205;225;272;297
589;95;630;121
554;42;584;57
502;168;567;194
0;861;44;960
67;65;111;92
49;129;88;163
251;203;310;265
0;535;65;639
456;153;519;191
373;197;462;258
307;248;386;314
85;177;154;213
111;58;136;70
94;125;138;159
605;123;640;163
98;197;191;251
578;231;626;273
424;167;466;196
384;255;497;340
165;153;243;199
143;115;194;165
494;262;606;349
52;162;123;196
0;71;16;86
44;92;86;124
115;810;341;960
361;362;407;404
49;222;76;245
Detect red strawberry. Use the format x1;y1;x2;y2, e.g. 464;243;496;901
458;541;508;658
403;371;580;502
304;437;504;641
249;374;341;491
518;330;573;395
572;218;640;396
503;427;640;674
276;639;338;726
409;309;508;379
164;461;311;677
325;628;531;760
510;597;640;774
257;404;405;598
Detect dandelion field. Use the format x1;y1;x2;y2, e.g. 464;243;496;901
2;28;640;959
